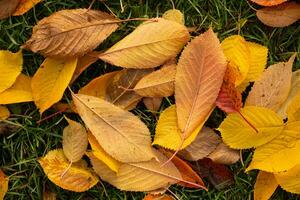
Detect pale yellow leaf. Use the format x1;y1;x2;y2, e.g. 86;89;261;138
275;164;300;194
13;0;43;16
254;171;278;200
162;9;184;25
153;105;203;150
0;74;33;104
221;35;250;85
99;18;189;68
246;54;295;111
72;93;155;163
176;28;227;138
87;149;181;192
87;131;120;173
62;117;88;163
0;106;10;120
207;143;240;165
31;58;77;113
218;106;284;149
0;50;22;93
23;9;119;58
178;127;221;161
143;97;163;112
38;149;98;192
0;169;9;200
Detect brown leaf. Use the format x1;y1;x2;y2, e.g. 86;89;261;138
43;188;57;200
23;9;119;58
256;2;300;27
0;122;18;136
143;97;163;112
207;143;240;165
0;0;20;20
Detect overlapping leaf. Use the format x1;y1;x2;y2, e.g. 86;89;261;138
0;106;10;120
250;0;288;6
162;9;184;24
207;143;240;165
275;164;300;194
0;0;20;19
254;171;278;200
0;169;8;200
13;0;43;16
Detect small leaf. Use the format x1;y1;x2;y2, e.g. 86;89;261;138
62;117;88;163
143;97;163;112
0;169;9;200
0;50;22;93
0;0;20;19
144;194;174;200
275;164;300;194
38;149;98;192
99;18;189;68
207;143;240;165
218;106;284;149
250;0;288;6
254;171;278;200
162;9;184;24
72;93;155;163
43;188;57;200
23;9;119;58
0;106;10;120
13;0;43;16
31;57;77;113
257;2;300;27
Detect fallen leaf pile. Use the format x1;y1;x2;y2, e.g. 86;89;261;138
0;2;299;200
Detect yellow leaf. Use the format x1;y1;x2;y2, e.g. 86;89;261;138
13;0;43;16
0;74;33;104
162;9;185;25
286;93;300;122
275;164;300;194
31;58;77;113
99;18;189;68
38;149;98;192
23;9;119;58
247;121;300;173
0;169;9;200
134;61;176;97
72;93;155;163
246;54;295;111
221;35;250;86
87;131;120;173
62;117;88;163
153;105;202;150
254;171;278;200
0;106;10;120
207;143;240;165
87;149;182;192
218;106;284;149
0;50;22;93
176;28;227;139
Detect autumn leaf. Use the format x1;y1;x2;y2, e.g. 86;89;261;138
286;94;300;122
0;74;33;105
257;2;300;28
254;171;278;200
72;93;155;163
0;169;9;200
0;106;10;120
178;127;221;161
218;106;284;149
207;143;240;165
143;97;163;112
246;54;296;111
62;117;88;163
23;9;119;58
143;194;174;200
134;60;176;97
175;28;227;140
43;188;57;200
99;18;189;68
0;0;20;20
31;57;77;113
275;164;300;194
250;0;288;6
162;9;184;24
0;50;23;93
38;149;98;192
13;0;43;16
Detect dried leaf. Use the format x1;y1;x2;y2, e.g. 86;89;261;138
207;143;240;165
0;106;10;120
143;97;163;112
275;164;300;194
87;150;182;192
162;9;184;25
99;18;189;68
178;127;221;161
0;50;22;93
0;169;9;200
134;62;176;97
0;0;20;19
257;2;300;27
72;93;155;163
250;0;288;6
254;171;278;200
23;9;119;58
62;117;88;163
38;149;98;192
0;74;33;104
0;122;18;136
31;58;77;113
218;106;284;149
246;54;296;111
175;28;226;140
43;188;56;200
143;194;174;200
13;0;43;16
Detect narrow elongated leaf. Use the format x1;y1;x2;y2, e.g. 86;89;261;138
0;106;10;120
99;18;189;68
246;54;295;111
23;9;119;58
162;9;184;24
275;164;300;194
175;28;227;139
250;0;288;6
32;58;77;113
257;2;300;27
0;169;8;200
207;143;240;165
0;0;20;19
0;50;22;93
39;149;98;192
0;74;33;104
218;106;284;149
13;0;43;16
72;93;155;163
63;118;88;163
254;171;278;200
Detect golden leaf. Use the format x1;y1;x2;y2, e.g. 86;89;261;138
275;164;300;194
0;106;10;120
13;0;43;16
254;171;278;200
162;9;184;24
0;169;9;200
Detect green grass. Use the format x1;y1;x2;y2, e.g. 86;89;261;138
0;0;300;199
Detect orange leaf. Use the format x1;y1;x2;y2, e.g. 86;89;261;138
13;0;43;16
143;194;174;200
250;0;288;6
